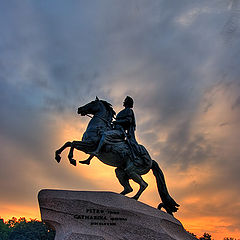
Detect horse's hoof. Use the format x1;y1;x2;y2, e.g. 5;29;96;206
70;159;77;166
55;153;61;163
120;188;133;195
131;195;139;200
79;160;91;165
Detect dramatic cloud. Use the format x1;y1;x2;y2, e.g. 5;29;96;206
1;1;240;239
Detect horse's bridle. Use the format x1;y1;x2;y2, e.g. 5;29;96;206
86;114;113;129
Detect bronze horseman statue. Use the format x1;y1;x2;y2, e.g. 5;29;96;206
55;96;179;215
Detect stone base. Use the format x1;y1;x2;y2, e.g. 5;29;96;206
38;189;197;240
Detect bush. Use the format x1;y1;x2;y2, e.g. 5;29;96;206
0;217;55;240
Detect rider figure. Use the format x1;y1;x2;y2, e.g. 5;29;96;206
91;96;139;169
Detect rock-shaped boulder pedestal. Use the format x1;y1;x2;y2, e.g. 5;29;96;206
38;189;197;240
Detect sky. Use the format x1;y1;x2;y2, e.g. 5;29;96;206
0;0;240;239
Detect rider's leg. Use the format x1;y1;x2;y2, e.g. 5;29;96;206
115;167;133;195
91;133;106;155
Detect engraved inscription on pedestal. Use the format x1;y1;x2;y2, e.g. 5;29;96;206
74;208;127;226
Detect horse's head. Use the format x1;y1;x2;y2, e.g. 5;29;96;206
78;97;115;122
77;97;101;116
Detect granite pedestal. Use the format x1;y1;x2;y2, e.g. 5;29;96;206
38;189;197;240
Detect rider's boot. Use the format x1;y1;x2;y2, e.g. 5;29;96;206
91;134;105;156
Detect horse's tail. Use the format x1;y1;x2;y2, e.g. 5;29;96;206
151;160;179;215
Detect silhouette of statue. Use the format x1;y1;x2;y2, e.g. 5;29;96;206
91;96;143;174
55;96;179;215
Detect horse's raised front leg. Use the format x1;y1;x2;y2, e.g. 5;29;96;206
56;140;94;166
67;140;95;166
79;154;94;165
55;141;72;163
68;145;77;166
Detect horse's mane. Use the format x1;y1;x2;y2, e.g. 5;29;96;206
100;100;116;121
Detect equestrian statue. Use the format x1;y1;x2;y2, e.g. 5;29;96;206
55;96;179;215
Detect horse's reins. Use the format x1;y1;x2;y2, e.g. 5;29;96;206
85;114;115;128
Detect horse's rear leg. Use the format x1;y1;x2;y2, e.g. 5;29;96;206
55;141;72;163
115;168;133;195
128;172;148;200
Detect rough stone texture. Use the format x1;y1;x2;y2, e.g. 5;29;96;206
38;189;197;240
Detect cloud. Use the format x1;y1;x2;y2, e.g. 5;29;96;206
1;1;240;239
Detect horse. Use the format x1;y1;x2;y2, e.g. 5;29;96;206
55;97;179;215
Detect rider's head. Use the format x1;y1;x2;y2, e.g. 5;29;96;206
123;96;134;108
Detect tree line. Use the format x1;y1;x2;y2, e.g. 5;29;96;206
0;217;238;240
0;217;55;240
188;231;238;240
